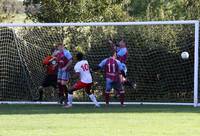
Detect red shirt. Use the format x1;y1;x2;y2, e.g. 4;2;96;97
42;56;57;75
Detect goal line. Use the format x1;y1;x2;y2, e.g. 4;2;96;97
0;101;199;106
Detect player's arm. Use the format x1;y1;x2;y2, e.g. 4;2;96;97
108;39;117;51
51;50;59;67
92;59;107;71
117;48;127;57
73;64;81;79
42;56;51;66
62;51;73;71
73;72;80;78
64;59;73;70
120;70;126;78
49;56;56;62
117;61;126;78
48;57;57;68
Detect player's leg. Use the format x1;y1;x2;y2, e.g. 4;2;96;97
49;74;58;90
38;86;43;101
65;87;76;108
114;82;125;106
64;81;83;108
57;69;63;103
60;71;70;104
119;90;125;106
37;75;52;101
120;63;128;83
105;78;113;105
47;74;58;100
85;83;100;107
57;69;69;104
120;64;136;88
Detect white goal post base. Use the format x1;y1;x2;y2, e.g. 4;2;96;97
0;101;199;107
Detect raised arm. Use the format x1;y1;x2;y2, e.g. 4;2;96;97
108;39;117;51
62;50;73;71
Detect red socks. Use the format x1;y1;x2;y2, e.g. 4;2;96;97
58;83;64;97
105;92;110;105
119;93;125;105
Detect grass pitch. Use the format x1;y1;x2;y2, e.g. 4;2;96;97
0;104;200;136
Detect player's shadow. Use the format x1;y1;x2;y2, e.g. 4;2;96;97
0;104;199;115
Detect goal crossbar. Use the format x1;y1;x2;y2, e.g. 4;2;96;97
0;20;199;27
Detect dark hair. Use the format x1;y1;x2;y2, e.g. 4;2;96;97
119;39;126;46
116;43;120;47
76;52;84;61
109;49;116;57
57;43;64;46
50;47;56;53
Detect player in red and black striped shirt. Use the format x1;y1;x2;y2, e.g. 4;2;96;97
37;47;58;101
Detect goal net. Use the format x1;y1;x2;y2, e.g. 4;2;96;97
0;21;199;106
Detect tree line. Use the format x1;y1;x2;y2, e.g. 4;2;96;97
23;0;200;22
1;0;200;22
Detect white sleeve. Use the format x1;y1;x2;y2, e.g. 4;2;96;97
74;63;81;73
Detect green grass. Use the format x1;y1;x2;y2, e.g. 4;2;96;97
0;104;200;136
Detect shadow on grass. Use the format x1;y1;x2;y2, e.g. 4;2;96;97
0;104;200;115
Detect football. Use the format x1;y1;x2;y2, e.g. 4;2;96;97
181;51;189;59
51;60;57;65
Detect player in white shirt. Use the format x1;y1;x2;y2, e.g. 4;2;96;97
64;52;100;108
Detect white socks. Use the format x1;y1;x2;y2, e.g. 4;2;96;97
68;94;73;106
89;94;100;107
68;93;99;107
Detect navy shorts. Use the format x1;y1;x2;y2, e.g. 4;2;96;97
106;78;123;92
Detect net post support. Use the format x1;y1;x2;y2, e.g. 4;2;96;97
194;20;199;107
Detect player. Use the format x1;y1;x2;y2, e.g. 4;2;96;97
108;39;128;75
37;47;58;101
56;43;73;104
64;52;100;108
112;39;128;64
97;51;126;106
108;39;134;88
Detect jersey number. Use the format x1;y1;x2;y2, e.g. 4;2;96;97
108;63;115;73
81;64;89;71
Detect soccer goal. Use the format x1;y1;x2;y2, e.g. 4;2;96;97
0;21;199;107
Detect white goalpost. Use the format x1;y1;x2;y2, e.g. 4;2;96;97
0;20;199;107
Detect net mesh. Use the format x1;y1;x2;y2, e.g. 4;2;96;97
0;23;198;103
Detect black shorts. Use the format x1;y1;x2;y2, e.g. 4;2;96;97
42;75;57;89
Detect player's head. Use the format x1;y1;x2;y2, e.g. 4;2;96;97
112;52;117;59
109;50;117;59
119;39;126;47
76;52;84;61
51;46;59;56
57;43;64;51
